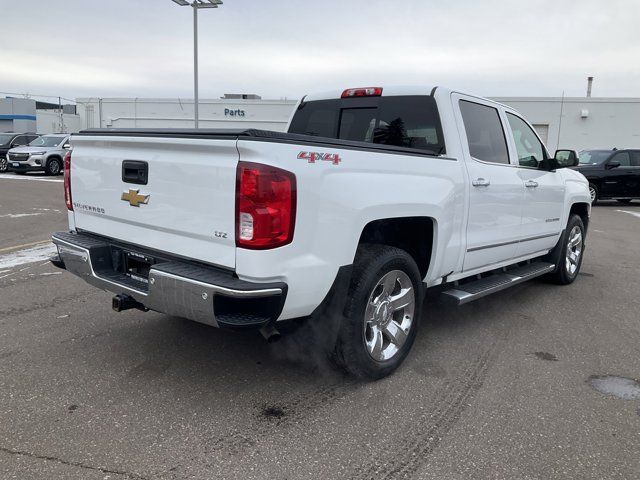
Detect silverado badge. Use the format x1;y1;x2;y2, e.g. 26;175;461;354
121;189;149;207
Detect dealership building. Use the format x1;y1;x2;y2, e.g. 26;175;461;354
69;94;640;153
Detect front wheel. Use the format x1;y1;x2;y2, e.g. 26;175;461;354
45;158;62;176
548;214;585;285
0;157;7;173
334;244;423;379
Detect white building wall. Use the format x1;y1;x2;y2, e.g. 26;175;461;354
74;96;640;153
36;111;82;134
76;98;297;132
493;97;640;152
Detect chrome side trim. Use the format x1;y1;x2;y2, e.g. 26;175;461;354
467;232;560;253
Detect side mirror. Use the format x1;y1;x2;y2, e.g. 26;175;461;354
606;160;621;170
62;143;71;149
554;149;579;167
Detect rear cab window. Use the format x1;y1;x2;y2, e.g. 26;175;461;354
288;95;445;155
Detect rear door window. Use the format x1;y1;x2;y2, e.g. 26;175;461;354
630;151;640;166
610;152;631;167
458;100;510;164
289;95;445;155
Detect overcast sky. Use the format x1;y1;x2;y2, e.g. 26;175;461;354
2;0;639;102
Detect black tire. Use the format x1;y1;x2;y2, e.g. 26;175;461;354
589;183;598;205
0;157;7;173
334;244;423;380
616;199;633;205
45;158;62;176
548;214;585;285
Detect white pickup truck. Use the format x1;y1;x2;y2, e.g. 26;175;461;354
52;86;590;379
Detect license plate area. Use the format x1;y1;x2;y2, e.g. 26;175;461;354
111;246;155;284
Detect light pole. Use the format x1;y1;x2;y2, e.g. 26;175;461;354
171;0;223;128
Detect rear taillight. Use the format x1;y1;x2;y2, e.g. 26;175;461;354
341;87;383;98
236;161;296;249
63;150;72;210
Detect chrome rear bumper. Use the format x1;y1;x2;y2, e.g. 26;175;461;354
51;231;286;328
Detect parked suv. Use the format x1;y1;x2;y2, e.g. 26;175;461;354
7;134;71;175
573;149;640;203
0;132;40;172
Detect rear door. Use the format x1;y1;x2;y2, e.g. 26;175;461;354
453;94;524;271
630;151;640;197
70;134;239;269
503;112;565;257
602;151;633;197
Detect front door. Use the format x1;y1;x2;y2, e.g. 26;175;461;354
453;95;524;272
504;112;565;257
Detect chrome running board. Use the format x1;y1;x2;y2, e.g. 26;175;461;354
440;262;555;305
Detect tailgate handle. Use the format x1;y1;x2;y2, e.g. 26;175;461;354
122;160;148;185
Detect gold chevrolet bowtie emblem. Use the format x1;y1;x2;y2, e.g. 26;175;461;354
121;189;149;207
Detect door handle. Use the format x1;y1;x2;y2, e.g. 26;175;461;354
525;180;539;188
472;178;490;187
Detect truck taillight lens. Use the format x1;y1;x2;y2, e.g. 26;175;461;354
63;151;72;210
236;161;296;249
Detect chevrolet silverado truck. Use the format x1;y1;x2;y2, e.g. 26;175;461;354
51;86;591;379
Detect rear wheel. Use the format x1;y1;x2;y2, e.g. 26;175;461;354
0;157;7;173
334;244;423;379
45;158;62;176
616;199;633;205
548;214;585;285
589;184;598;204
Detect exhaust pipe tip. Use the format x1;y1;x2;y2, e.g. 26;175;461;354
259;324;281;343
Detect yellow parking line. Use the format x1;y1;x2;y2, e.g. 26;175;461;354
0;239;51;254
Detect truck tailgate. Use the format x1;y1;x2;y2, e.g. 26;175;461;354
70;135;238;269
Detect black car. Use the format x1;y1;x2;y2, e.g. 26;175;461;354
0;132;40;173
573;149;640;204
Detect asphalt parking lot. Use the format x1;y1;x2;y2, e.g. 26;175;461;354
1;172;639;480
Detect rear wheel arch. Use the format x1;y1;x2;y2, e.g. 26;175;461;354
355;217;435;279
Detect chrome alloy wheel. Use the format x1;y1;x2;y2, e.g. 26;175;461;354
0;157;7;173
589;185;597;203
565;225;583;276
363;269;415;362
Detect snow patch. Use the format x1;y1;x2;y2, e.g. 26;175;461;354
0;243;58;270
0;213;43;218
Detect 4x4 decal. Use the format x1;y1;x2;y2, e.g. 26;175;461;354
297;151;341;165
